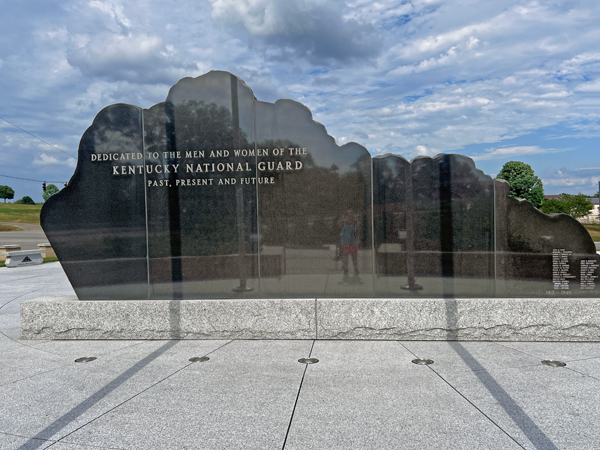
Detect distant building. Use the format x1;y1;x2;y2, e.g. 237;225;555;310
580;198;600;224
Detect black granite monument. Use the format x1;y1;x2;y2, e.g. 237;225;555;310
41;71;600;299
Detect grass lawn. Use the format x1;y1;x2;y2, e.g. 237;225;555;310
583;224;600;242
0;203;42;224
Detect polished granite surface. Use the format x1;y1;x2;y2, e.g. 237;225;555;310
40;71;600;299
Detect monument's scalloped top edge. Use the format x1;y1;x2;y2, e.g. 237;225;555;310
256;97;359;153
165;70;365;154
373;152;494;183
81;71;369;157
497;175;593;240
63;72;573;236
506;195;596;250
509;195;561;218
167;70;258;102
373;153;410;163
87;103;142;127
50;103;143;209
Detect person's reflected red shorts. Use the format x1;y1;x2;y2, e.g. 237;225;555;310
342;243;358;256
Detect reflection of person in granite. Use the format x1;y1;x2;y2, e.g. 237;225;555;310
339;209;360;279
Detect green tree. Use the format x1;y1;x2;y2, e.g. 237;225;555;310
540;198;569;215
15;196;36;205
0;185;15;203
542;193;594;219
42;184;59;201
497;161;544;208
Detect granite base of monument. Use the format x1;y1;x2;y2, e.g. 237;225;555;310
21;297;600;341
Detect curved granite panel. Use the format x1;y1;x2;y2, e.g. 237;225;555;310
496;179;599;297
373;153;495;297
41;71;600;299
41;104;147;299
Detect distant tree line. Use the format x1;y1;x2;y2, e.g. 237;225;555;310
496;161;595;219
14;196;36;205
541;193;594;219
0;183;60;204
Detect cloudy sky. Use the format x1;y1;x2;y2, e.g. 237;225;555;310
1;0;599;201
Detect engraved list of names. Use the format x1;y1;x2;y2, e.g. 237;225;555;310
552;249;575;290
580;259;599;290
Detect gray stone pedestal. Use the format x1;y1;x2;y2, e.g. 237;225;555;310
2;249;45;267
21;296;600;341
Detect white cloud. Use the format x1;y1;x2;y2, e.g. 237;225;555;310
543;176;600;188
67;32;201;84
32;153;61;166
575;79;600;92
89;0;132;31
32;153;77;168
378;107;393;116
414;144;438;157
211;0;304;36
539;90;571;98
418;97;491;113
472;146;567;161
209;0;382;63
559;52;600;74
405;21;490;57
391;45;462;75
344;0;414;24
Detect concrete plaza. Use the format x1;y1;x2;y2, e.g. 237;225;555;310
1;262;600;449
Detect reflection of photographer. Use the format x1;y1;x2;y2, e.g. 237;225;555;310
339;209;359;278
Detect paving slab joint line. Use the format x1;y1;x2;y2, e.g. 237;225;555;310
451;342;561;449
281;339;316;450
314;298;317;340
1;280;66;313
562;355;600;363
0;274;50;284
0;431;57;447
12;340;231;450
564;366;600;382
428;365;527;449
396;341;527;449
0;365;68;389
0;327;53;354
47;363;196;449
494;342;600;362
